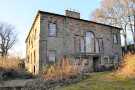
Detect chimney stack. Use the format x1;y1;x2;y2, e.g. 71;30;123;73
65;10;80;19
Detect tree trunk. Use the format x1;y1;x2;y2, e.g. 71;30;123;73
124;24;128;54
129;16;135;52
134;15;135;52
124;34;128;53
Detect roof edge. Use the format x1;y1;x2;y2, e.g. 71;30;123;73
25;10;40;42
26;10;122;42
38;10;122;30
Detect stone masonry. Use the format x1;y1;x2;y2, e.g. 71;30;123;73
25;10;122;74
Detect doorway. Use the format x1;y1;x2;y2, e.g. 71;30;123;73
93;57;99;72
34;65;36;74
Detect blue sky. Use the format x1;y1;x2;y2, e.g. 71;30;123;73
0;0;102;57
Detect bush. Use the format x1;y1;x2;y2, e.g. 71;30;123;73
0;67;33;80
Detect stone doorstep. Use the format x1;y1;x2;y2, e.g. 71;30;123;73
0;79;34;87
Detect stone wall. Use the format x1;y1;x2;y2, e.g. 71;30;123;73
0;74;87;90
26;11;122;74
40;12;122;66
25;13;41;74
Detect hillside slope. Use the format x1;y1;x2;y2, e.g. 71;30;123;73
56;72;135;90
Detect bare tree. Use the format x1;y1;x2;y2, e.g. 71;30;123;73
0;23;17;57
91;0;135;52
125;0;135;49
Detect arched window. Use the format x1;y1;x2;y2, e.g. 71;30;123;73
85;31;95;53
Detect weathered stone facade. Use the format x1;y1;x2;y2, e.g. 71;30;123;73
25;10;122;74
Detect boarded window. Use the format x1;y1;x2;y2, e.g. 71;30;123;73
48;23;56;36
48;51;56;63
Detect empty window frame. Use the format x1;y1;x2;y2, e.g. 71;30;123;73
48;23;57;36
104;56;109;64
98;38;104;52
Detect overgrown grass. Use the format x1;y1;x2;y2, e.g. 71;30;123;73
57;53;135;90
56;72;135;90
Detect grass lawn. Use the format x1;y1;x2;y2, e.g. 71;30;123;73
56;72;135;90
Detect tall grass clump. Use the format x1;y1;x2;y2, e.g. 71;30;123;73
116;53;135;79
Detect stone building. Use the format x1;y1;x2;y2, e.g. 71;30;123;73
25;10;122;74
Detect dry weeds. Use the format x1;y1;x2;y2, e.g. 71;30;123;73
116;53;135;78
0;57;22;70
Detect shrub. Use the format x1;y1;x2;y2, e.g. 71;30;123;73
0;57;32;80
